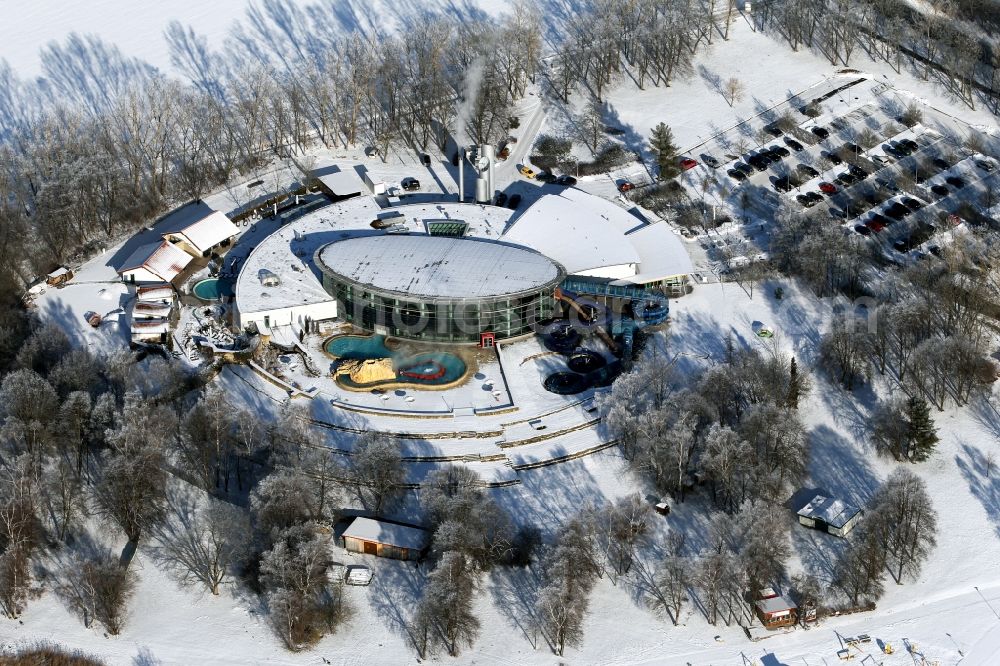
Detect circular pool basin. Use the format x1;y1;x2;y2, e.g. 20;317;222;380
192;278;233;301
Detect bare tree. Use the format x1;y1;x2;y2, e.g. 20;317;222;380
867;468;938;584
79;551;138;635
722;77;745;107
351;431;404;514
415;551;480;657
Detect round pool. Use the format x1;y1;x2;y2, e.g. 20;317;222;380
326;335;469;389
567;349;607;373
543;372;591;395
192;278;233;301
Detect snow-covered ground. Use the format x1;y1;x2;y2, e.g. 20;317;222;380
10;9;1000;666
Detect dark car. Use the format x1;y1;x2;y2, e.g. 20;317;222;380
748;154;772;171
844;142;863;155
773;176;793;192
764;123;784;137
830;207;849;220
893;238;913;253
835;173;857;186
812;126;830;140
401;176;421;191
885;204;908;220
932;157;950;170
797;164;820;178
555;175;577;186
901;197;924;211
892;141;915;156
508;194;522;209
899;139;919;152
494;193;508;206
945;176;966;189
823;151;843;165
855;224;872;236
784;138;804;152
975;159;995;172
797;194;819;208
769;145;791;158
884;144;907;159
702;154;721;168
931;184;949;197
848;164;869;178
728;168;748;182
805;191;823;203
536;171;556;183
734;162;755;176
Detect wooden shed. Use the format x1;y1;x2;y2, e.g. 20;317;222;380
341;517;429;561
755;594;798;629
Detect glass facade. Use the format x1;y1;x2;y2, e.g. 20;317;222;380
320;272;560;342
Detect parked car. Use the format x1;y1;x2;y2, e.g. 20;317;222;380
854;224;872;236
536;171;556;183
508;194;522;209
930;184;949;197
819;181;838;194
401;176;421;191
866;219;887;233
872;154;894;166
945;176;966;189
892;141;914;156
811;126;830;140
494;192;508;207
555;174;577;186
784;138;804;152
874;177;899;192
796;194;818;208
618;181;635;192
932;157;950;170
519;166;536;178
734;162;754;176
848;164;869;178
899;139;919;152
764;123;784;137
823;151;843;165
701;154;721;168
797;164;820;178
975;159;995;172
893;238;913;253
901;196;924;210
884;144;907;159
805;191;823;202
747;154;772;172
773;176;793;192
835;173;857;187
844;142;863;155
830;207;849;220
679;157;699;170
345;565;373;586
728;168;748;182
769;145;791;158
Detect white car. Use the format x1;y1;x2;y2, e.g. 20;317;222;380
345;565;373;586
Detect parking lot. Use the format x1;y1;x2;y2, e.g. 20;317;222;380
676;80;1000;266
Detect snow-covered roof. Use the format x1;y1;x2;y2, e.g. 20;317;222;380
316;235;564;300
131;318;170;335
47;267;70;278
502;190;641;274
616;222;694;283
133;302;173;318
342;517;429;550
756;596;796;614
797;494;861;528
164;210;239;254
136;284;175;303
316;169;363;196
118;241;192;282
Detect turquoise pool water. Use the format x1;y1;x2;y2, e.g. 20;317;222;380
325;335;468;387
325;334;392;359
193;278;233;301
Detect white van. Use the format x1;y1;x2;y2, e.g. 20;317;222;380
345;565;374;586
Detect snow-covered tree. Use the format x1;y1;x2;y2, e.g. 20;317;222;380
351;431;404;514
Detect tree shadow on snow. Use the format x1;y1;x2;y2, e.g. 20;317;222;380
955;441;1000;540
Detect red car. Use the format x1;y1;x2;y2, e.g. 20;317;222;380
618;181;635;193
818;181;838;194
679;158;698;171
866;219;886;233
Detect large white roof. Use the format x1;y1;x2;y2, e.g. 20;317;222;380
502;189;640;274
168;210;239;254
317;235;563;300
118;241;192;282
616;222;694;284
157;201;238;253
342;517;429;550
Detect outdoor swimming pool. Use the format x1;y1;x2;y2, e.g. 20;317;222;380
325;335;469;388
192;278;233;301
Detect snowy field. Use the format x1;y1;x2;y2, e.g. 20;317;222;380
10;7;1000;666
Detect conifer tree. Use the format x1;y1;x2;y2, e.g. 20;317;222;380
787;357;801;409
649;122;679;179
906;396;938;461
